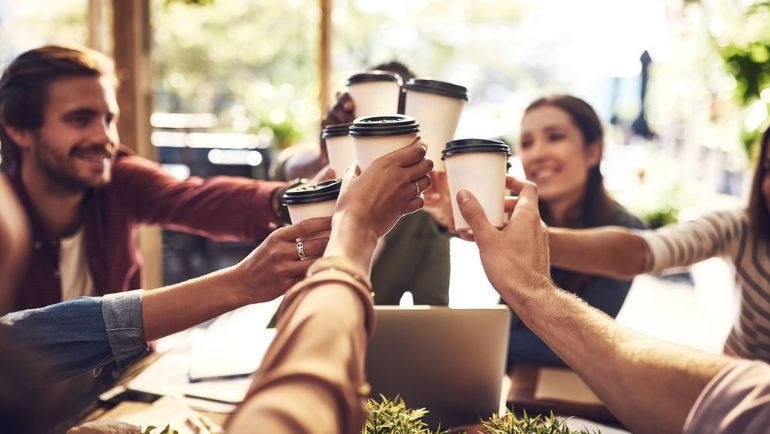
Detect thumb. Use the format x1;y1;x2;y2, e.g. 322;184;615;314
457;190;493;239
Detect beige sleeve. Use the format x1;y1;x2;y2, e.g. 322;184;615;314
227;268;374;434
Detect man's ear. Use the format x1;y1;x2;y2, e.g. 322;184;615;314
3;126;35;151
586;141;603;168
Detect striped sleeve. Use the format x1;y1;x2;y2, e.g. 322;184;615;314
641;209;747;274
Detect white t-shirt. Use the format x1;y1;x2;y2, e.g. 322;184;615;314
60;227;95;301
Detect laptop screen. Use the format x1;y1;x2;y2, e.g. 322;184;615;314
365;306;511;428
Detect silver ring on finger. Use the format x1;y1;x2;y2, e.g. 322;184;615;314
296;239;306;260
415;181;421;197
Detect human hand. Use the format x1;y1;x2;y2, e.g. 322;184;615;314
457;176;552;306
322;92;355;128
323;138;432;274
334;137;432;240
231;217;331;303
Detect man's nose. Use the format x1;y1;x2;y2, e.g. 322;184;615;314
91;118;115;145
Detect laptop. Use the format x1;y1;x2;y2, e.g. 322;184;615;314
365;306;511;428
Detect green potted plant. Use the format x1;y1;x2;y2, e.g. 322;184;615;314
363;395;599;434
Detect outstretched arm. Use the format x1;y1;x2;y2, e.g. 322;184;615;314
548;226;649;280
457;178;732;434
2;217;332;380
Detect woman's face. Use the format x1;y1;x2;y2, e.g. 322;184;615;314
518;105;601;205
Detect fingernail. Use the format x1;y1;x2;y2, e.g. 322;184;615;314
457;190;471;204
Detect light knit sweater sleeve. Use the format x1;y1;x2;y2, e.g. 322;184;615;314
227;264;374;434
640;209;747;274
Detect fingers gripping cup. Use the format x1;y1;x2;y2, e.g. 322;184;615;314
347;71;402;118
322;124;355;177
282;179;342;224
405;79;469;170
442;139;510;230
350;115;420;172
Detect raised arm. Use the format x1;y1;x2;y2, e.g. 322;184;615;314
457;178;734;434
548;226;649;279
229;138;432;434
2;217;332;380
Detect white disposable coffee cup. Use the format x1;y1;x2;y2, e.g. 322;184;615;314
442;139;510;230
322;124;355;177
347;71;402;118
350;115;420;172
405;79;468;171
283;179;342;223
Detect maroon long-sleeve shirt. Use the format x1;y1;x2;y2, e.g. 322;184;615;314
6;146;286;310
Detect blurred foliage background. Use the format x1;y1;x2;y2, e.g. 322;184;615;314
2;0;769;222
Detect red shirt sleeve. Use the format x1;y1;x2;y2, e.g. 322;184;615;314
111;153;286;242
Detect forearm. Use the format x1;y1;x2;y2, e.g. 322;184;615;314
229;280;371;434
141;267;249;341
509;285;731;434
548;227;648;279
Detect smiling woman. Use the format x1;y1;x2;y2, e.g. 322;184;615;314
503;94;645;368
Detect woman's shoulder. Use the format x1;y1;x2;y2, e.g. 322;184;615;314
604;200;646;230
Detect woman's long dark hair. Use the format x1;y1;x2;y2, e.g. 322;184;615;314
748;126;770;240
524;95;618;292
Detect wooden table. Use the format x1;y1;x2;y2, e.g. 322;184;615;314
507;364;621;426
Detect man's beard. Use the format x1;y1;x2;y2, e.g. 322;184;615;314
33;136;114;193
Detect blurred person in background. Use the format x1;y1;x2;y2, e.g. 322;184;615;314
424;95;644;368
504;95;645;367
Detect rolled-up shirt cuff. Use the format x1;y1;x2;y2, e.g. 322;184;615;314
102;290;149;370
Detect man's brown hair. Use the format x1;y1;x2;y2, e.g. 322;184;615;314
0;45;116;173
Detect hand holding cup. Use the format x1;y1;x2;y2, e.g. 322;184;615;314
335;136;433;239
456;176;551;306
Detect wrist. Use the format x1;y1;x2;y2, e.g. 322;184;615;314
221;265;262;306
501;275;556;317
325;211;379;274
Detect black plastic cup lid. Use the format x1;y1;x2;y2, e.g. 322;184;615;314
405;78;469;101
283;179;342;205
347;70;402;86
441;138;510;160
321;123;351;139
349;115;420;137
